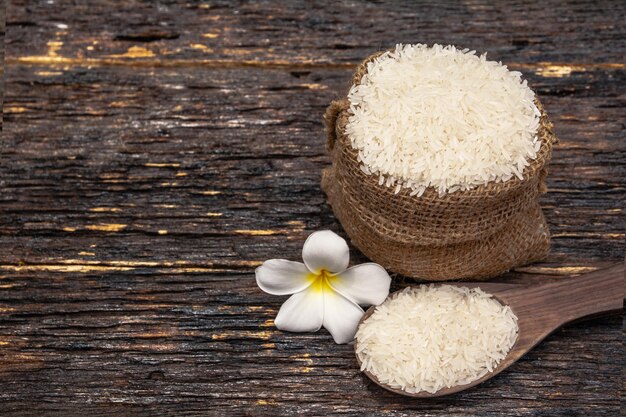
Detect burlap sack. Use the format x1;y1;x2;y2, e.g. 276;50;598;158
322;53;558;280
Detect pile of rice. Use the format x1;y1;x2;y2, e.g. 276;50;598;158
355;285;518;394
346;43;541;196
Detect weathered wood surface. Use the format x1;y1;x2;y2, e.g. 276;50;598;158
1;1;624;416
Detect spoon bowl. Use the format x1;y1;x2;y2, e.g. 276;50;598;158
355;263;624;397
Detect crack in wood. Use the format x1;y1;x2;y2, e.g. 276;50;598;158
6;55;626;73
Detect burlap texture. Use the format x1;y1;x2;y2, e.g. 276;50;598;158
321;52;558;280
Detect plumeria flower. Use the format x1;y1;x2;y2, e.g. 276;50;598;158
255;230;391;344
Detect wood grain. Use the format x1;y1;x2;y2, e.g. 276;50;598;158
1;0;624;416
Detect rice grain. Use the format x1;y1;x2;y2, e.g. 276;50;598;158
346;44;540;196
355;285;519;394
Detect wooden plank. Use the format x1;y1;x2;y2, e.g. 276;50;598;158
5;0;626;66
0;267;621;416
1;66;624;267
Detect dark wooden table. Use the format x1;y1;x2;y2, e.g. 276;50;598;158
1;1;624;416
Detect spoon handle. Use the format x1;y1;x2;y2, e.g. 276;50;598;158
540;263;624;326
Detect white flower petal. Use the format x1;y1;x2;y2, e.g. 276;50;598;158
274;288;324;333
322;290;364;344
330;263;391;306
302;230;349;274
256;259;312;295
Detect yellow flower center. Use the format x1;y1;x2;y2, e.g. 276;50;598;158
308;269;336;293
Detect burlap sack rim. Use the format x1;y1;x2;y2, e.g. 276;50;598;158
325;50;558;202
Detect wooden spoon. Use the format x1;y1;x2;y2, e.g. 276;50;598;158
355;263;624;398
